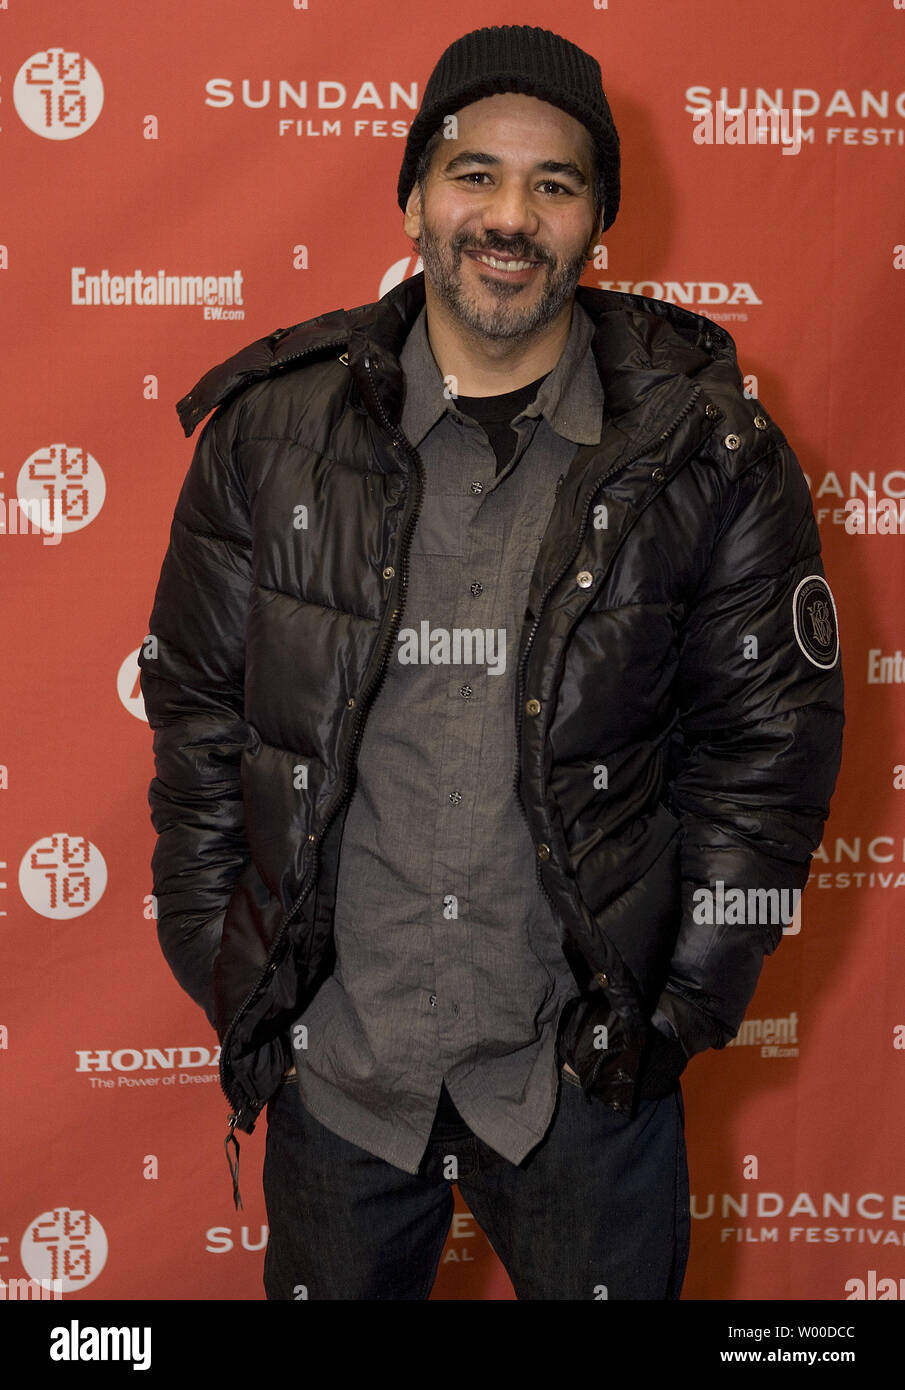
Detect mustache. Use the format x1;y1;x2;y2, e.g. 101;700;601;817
457;237;549;264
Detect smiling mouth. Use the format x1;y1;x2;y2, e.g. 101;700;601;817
465;249;543;273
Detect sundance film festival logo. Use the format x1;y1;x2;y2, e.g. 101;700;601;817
21;1209;108;1293
19;834;107;920
686;86;905;148
204;76;418;140
14;50;103;140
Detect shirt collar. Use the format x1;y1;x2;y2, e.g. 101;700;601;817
399;298;604;450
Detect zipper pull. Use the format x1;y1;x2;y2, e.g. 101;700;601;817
224;1113;243;1210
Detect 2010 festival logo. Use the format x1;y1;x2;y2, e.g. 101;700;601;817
19;834;107;920
21;1209;108;1293
14;50;104;140
17;445;106;536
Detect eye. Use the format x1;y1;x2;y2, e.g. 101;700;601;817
455;172;576;196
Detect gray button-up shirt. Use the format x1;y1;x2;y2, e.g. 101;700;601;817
290;301;605;1174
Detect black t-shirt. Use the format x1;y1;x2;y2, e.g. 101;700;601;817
454;372;550;476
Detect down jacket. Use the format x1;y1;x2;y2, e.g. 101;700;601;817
139;270;845;1137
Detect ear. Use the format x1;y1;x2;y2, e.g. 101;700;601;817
403;183;424;243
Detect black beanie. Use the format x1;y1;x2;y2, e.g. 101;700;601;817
397;25;620;232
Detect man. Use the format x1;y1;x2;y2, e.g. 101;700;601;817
140;25;844;1300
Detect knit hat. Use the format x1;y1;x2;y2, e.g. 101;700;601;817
397;25;620;231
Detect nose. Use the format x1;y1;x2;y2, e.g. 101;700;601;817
479;178;541;241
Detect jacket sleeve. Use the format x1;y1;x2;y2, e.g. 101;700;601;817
139;400;253;1029
655;435;845;1059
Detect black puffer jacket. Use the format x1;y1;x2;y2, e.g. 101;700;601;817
139;272;844;1136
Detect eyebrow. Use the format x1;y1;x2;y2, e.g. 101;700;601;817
440;150;590;187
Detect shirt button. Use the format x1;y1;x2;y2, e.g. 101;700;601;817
459;684;473;699
470;481;484;494
429;994;437;1007
452;1002;460;1019
470;581;483;597
448;790;462;804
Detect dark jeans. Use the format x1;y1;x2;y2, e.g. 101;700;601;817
262;1069;690;1300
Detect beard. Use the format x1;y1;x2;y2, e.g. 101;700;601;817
416;213;590;344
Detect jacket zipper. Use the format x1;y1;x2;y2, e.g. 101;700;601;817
218;346;425;1189
512;384;705;912
271;334;347;370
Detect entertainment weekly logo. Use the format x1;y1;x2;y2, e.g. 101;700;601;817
725;1012;799;1058
685;86;905;149
71;268;245;319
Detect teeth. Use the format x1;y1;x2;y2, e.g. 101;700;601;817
476;253;535;272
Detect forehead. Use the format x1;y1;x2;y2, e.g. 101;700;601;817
442;92;594;167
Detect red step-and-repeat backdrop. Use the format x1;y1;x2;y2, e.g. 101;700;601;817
3;0;904;1303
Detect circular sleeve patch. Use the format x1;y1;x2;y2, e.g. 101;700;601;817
792;575;839;669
